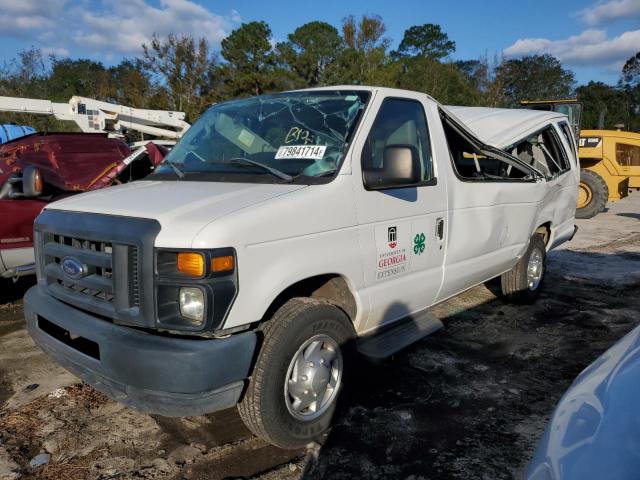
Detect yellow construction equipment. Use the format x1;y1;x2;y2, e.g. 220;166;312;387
577;130;639;218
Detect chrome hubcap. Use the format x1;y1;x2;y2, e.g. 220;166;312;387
284;334;343;421
527;248;544;290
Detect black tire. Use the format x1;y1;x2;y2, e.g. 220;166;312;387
576;169;608;219
237;297;355;449
501;233;546;304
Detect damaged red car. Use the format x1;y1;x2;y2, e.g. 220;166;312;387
0;132;166;279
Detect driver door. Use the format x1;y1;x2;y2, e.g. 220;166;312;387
352;95;447;332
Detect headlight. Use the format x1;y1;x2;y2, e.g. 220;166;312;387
179;287;205;325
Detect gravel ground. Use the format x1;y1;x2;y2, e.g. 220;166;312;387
1;194;639;480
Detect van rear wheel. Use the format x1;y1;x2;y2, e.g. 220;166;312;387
237;297;354;449
501;233;546;304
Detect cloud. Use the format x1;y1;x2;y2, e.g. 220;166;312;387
0;0;67;34
578;0;640;25
504;28;640;68
0;0;238;59
71;0;234;54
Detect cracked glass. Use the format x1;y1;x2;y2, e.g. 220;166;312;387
154;90;370;182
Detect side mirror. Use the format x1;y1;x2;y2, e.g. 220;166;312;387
22;166;44;197
363;145;421;190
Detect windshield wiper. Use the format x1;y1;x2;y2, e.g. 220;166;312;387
163;157;185;179
228;157;293;182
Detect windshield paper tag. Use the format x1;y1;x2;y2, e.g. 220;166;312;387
238;129;255;148
275;145;326;160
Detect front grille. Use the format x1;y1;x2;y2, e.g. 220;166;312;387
34;210;160;328
40;231;140;319
130;245;140;306
52;234;115;302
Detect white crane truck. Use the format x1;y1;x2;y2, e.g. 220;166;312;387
24;87;578;448
0;95;190;140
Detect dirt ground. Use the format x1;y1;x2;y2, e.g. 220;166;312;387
1;194;639;480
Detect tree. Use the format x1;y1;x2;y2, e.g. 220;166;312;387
108;59;159;108
220;21;287;97
620;52;640;131
277;21;342;87
0;47;48;98
392;56;481;105
395;24;455;59
493;54;575;106
578;81;631;130
328;14;390;85
0;48;62;131
454;59;490;93
45;58;113;102
142;34;214;121
621;51;640;87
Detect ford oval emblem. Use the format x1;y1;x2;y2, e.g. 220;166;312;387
61;256;86;279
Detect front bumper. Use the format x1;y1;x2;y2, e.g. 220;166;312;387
25;285;257;416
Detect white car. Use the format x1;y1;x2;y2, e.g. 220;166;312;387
24;87;578;448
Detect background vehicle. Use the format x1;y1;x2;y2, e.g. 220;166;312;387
24;87;577;449
0;95;189;140
0;134;168;279
577;129;640;218
0;124;35;144
0;95;189;280
519;99;640;219
526;323;640;480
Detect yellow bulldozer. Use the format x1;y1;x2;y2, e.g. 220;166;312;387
520;100;640;218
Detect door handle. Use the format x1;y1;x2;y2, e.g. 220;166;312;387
436;218;445;240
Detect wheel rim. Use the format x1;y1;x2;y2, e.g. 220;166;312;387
284;334;343;421
527;248;544;291
577;182;592;209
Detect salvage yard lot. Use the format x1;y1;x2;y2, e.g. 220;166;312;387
1;195;639;480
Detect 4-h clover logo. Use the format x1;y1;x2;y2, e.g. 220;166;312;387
413;232;426;255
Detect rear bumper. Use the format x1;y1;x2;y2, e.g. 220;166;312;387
25;285;257;416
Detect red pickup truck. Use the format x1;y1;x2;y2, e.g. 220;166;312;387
0;132;166;279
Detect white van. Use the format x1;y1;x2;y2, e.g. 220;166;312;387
25;87;578;448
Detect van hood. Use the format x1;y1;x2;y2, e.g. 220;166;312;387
46;180;307;247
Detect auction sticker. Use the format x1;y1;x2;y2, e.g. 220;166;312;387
275;145;326;160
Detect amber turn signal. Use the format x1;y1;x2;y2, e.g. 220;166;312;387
211;255;234;273
177;252;205;277
33;169;43;194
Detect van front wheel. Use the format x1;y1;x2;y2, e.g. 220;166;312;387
501;233;546;304
237;297;354;449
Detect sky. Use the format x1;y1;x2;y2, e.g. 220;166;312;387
0;0;638;86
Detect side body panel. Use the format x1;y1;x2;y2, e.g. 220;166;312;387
436;180;546;302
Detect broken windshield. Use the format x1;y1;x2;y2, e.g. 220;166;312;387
153;90;370;183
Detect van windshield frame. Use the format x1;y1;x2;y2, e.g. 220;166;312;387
150;90;371;185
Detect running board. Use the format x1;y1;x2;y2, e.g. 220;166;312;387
357;311;443;359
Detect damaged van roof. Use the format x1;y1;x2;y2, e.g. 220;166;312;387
261;85;567;152
446;106;566;148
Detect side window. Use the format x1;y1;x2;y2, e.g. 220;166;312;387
362;98;433;182
511;126;570;178
616;143;640;167
559;122;578;162
443;118;530;181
